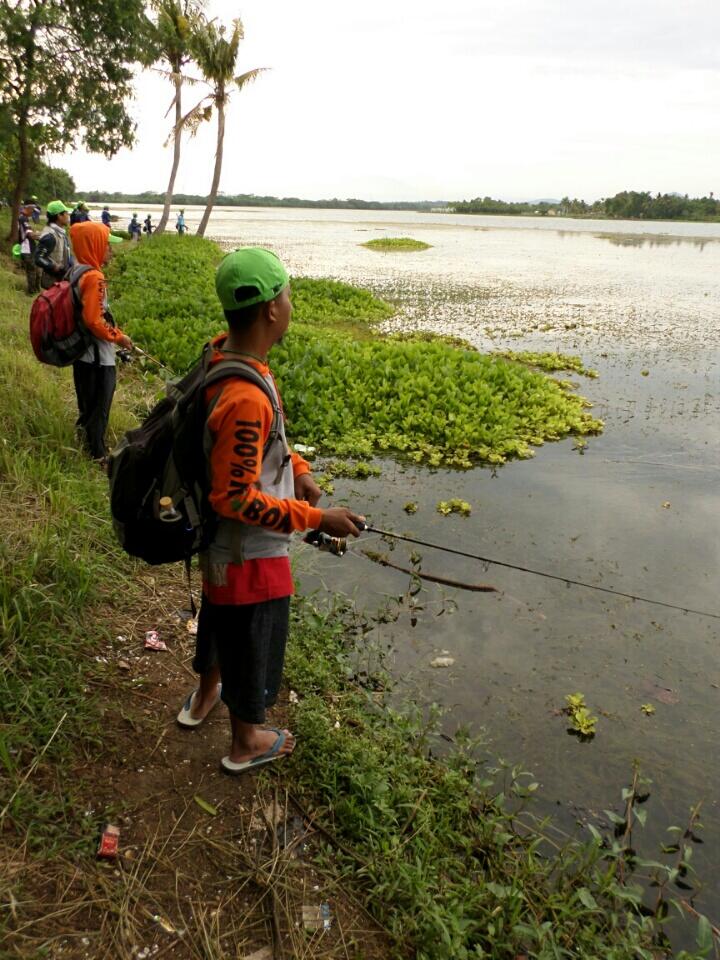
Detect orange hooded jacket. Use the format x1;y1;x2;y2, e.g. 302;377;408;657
69;222;127;344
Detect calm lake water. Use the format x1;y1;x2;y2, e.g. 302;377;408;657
112;204;720;922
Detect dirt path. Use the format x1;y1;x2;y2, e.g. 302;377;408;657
2;572;391;959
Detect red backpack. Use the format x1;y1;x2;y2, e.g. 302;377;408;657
29;264;93;366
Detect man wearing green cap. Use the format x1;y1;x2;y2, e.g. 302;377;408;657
177;247;364;774
70;201;90;225
34;200;72;288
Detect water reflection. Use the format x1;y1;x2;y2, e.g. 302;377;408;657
592;232;717;250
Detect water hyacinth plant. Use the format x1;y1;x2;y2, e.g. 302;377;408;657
362;236;431;251
108;235;603;467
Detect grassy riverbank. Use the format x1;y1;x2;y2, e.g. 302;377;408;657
0;230;716;958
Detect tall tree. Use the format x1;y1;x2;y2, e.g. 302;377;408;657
151;0;204;235
186;18;264;237
0;0;153;240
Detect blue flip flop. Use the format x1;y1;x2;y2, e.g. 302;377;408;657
220;728;292;775
176;684;222;728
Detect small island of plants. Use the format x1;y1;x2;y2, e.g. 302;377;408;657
362;236;431;252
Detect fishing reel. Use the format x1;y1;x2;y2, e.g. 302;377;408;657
117;348;133;364
303;519;368;558
303;529;348;557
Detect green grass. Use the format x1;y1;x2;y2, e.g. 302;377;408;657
285;596;714;960
109;234;603;467
362;237;431;252
0;218;715;959
0;249;142;850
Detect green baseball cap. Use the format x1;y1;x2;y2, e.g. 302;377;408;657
215;247;289;311
47;200;71;215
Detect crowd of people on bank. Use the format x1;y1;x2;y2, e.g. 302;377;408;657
13;201;357;773
14;198;188;466
16;200;188;293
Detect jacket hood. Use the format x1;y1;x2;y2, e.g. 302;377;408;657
70;221;109;270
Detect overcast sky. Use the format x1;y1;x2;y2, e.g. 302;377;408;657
60;0;720;202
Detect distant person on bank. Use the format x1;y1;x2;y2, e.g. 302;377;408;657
143;214;153;236
128;213;142;241
69;221;132;464
34;200;73;288
70;201;90;225
101;206;112;227
18;201;39;294
176;209;186;235
30;196;41;224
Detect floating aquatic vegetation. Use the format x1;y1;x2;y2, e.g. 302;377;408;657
497;350;599;378
109;236;604;468
564;692;598;738
403;501;418;514
362;237;431;252
321;460;381;480
436;498;472;517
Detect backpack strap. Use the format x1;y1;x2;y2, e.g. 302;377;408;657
66;264;97;362
200;358;287;566
202;358;283;455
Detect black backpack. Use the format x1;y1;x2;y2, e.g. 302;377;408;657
108;343;281;566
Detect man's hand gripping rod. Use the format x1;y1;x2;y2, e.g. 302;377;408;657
304;519;374;557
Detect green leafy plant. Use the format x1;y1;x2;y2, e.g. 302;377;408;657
321;459;381;480
564;692;598;737
403;501;418;514
497;350;599;378
108;236;604;468
362;236;431;252
436;498;472;517
283;596;717;959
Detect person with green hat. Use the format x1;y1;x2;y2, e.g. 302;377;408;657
176;247;363;774
70;201;89;225
34;200;72;288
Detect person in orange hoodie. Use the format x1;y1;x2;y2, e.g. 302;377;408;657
176;247;364;774
69;221;133;463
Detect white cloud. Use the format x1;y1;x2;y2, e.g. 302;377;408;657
57;0;720;201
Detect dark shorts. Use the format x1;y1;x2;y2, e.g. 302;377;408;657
192;594;290;724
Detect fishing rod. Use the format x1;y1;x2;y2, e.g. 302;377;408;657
132;344;167;368
304;523;720;621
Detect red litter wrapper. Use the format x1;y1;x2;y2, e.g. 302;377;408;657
144;630;167;651
97;823;120;860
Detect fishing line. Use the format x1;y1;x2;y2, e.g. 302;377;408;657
355;523;720;621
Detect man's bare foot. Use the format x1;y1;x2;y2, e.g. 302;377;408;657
227;727;295;765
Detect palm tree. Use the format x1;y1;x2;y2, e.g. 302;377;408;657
187;18;265;237
151;0;204;235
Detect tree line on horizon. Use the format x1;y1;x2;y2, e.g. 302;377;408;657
77;189;449;212
453;191;720;221
0;0;263;240
2;2;717;233
66;187;720;222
